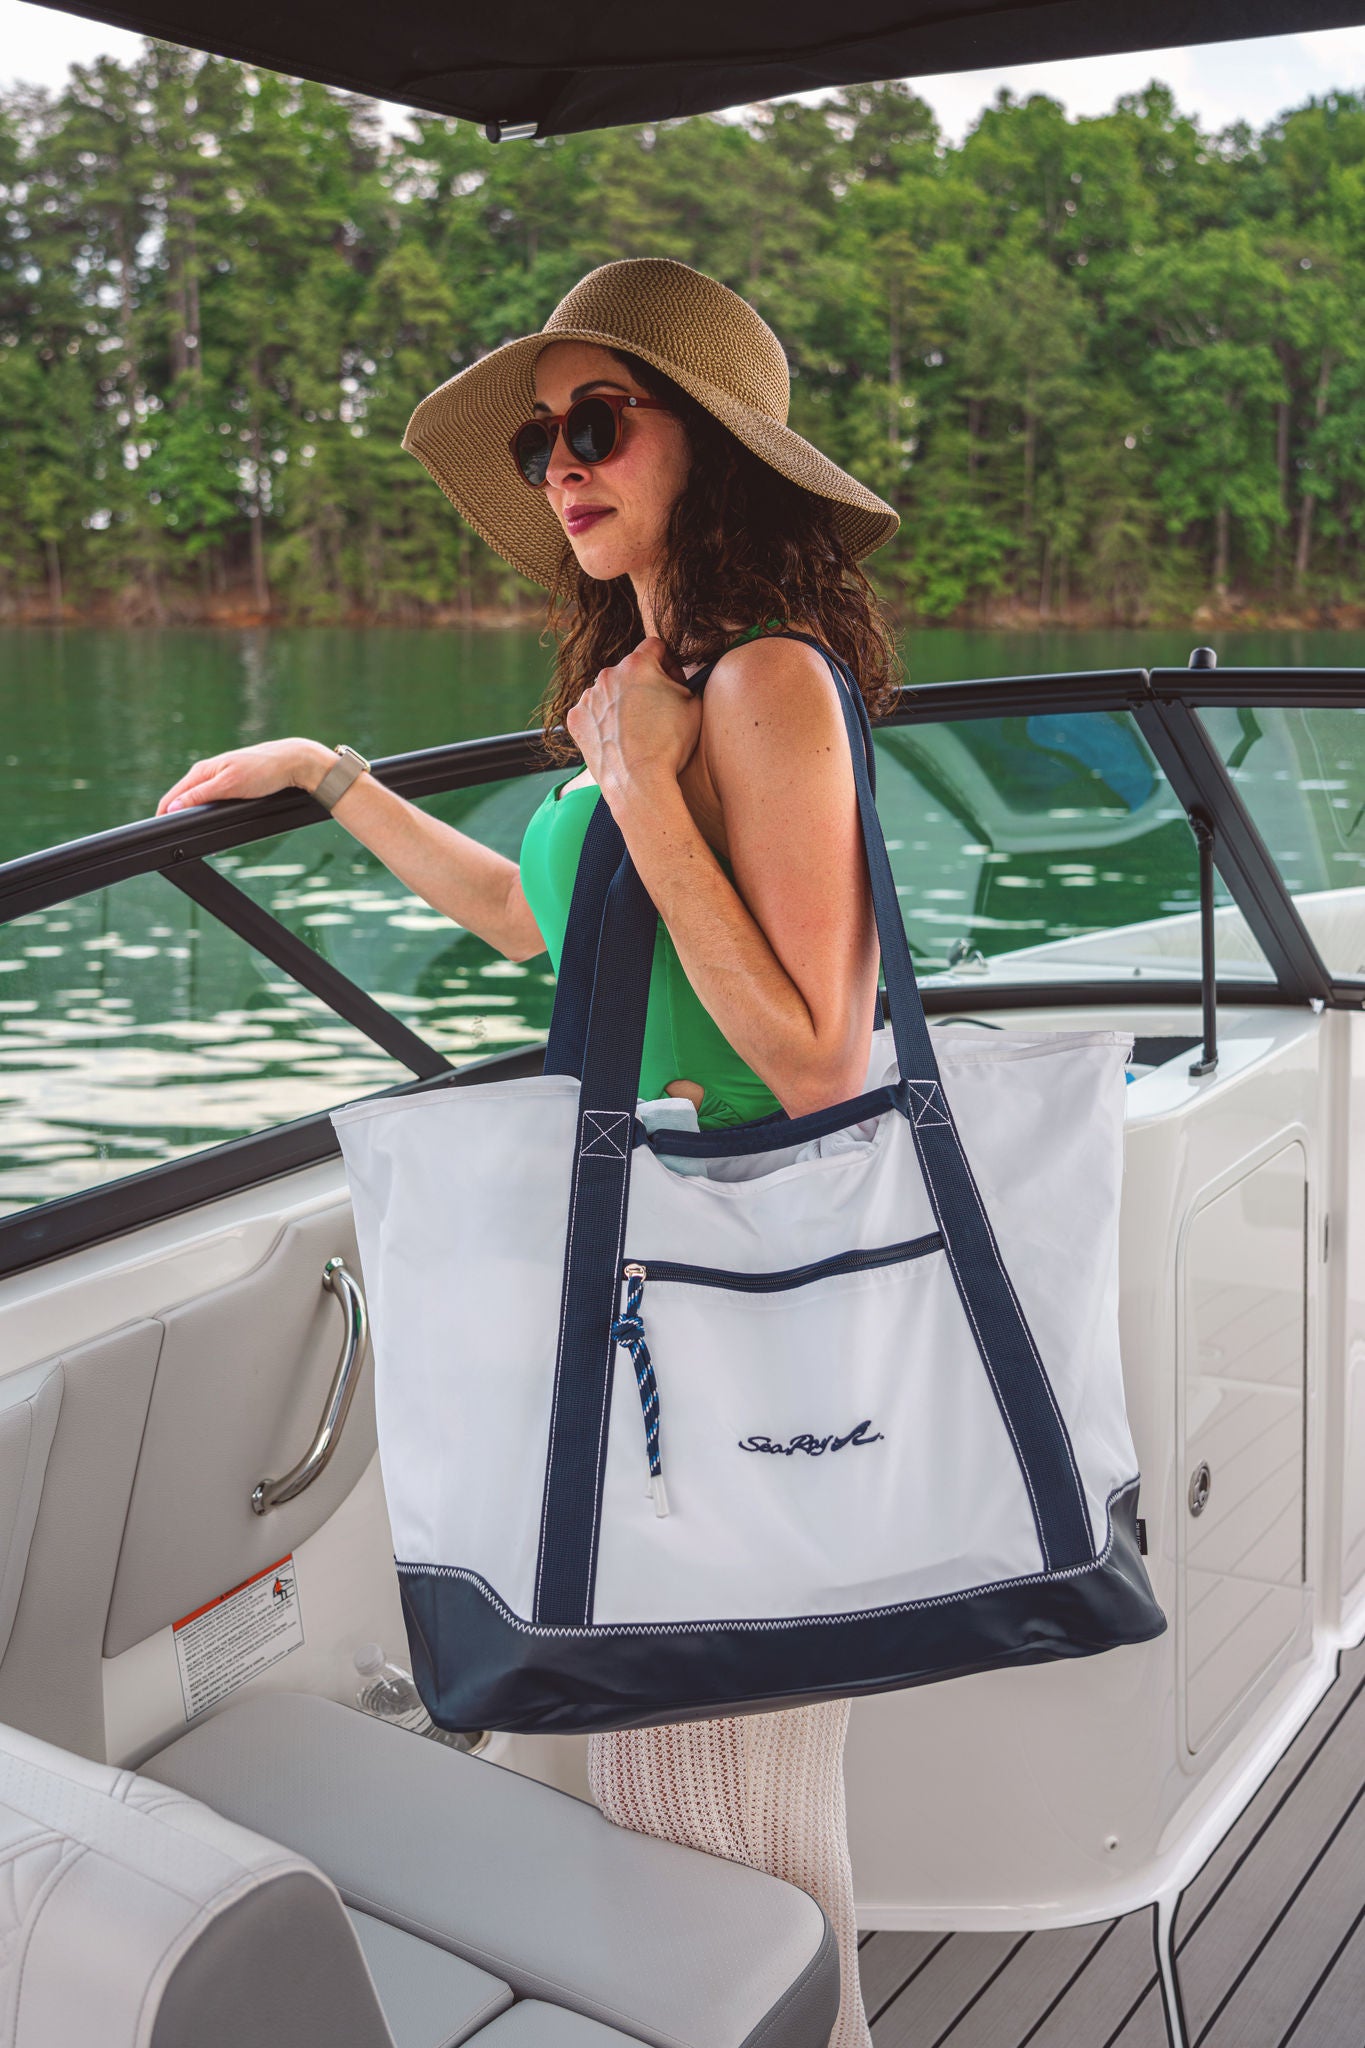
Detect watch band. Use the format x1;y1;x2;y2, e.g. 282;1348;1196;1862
312;744;371;811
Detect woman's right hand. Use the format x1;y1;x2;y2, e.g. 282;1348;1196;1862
155;739;323;817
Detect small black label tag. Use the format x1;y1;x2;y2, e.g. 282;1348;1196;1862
1135;1517;1148;1555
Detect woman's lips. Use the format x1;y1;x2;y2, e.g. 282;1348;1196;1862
564;506;612;537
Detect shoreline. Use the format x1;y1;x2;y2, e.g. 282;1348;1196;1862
3;596;1364;633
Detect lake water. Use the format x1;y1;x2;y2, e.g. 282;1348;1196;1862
3;625;1364;1212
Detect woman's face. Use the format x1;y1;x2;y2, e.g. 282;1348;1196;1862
531;341;691;585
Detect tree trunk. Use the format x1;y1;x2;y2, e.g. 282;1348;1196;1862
115;215;138;395
186;217;202;381
1037;534;1052;619
45;539;63;622
1295;492;1315;596
250;408;271;615
966;396;981;481
1294;349;1333;596
1022;371;1036;539
170;175;190;387
1275;399;1290;596
1213;502;1229;601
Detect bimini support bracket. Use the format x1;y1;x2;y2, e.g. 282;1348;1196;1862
1185;647;1219;1077
1188;809;1219;1077
485;120;541;143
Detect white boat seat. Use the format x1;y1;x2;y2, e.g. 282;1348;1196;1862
0;1715;395;2048
142;1691;840;2048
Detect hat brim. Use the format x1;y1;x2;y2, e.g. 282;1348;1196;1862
401;327;900;589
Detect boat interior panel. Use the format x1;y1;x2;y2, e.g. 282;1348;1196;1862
1335;1011;1365;1618
1179;1142;1309;1756
0;1358;62;1669
103;1206;379;1658
0;1318;162;1758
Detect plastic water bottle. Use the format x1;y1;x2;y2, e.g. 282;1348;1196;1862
636;1094;708;1175
353;1643;433;1731
353;1644;475;1748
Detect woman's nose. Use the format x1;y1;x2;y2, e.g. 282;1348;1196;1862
544;429;591;492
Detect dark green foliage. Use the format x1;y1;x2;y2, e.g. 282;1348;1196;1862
2;52;1363;623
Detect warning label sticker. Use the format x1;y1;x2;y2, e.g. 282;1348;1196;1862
173;1555;304;1722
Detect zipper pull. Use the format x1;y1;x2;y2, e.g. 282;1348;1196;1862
613;1264;668;1516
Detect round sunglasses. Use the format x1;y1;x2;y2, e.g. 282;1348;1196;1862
510;392;673;487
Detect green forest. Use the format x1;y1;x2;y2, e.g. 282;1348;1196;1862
3;43;1365;628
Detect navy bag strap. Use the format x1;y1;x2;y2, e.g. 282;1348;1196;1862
532;631;1094;1627
543;791;633;1078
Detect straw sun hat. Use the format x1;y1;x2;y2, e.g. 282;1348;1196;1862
401;256;900;588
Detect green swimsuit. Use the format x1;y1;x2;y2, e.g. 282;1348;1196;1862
518;624;784;1131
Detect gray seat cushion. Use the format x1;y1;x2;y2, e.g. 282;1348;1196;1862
476;2002;652;2046
143;1692;839;2048
348;1909;512;2048
0;1715;393;2048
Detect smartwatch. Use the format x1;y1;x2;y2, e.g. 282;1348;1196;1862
312;743;372;811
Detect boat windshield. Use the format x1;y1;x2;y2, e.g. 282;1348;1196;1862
881;709;1271;989
1194;703;1365;983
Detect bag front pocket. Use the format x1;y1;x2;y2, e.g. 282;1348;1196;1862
610;1232;945;1517
592;1230;1046;1628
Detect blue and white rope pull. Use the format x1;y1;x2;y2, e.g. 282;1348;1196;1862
612;1263;669;1516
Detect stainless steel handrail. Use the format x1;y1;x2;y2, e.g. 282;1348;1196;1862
251;1256;369;1514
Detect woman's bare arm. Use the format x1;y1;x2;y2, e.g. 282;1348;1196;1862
602;639;881;1120
293;741;548;963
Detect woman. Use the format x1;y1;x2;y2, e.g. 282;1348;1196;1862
156;256;901;2048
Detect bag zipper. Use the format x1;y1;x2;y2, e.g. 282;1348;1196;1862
622;1231;943;1293
610;1231;944;1516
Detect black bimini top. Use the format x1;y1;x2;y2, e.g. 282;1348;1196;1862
26;0;1365;138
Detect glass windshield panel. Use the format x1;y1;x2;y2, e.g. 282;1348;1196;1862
201;769;563;1064
1197;705;1365;979
874;709;1273;986
0;869;412;1216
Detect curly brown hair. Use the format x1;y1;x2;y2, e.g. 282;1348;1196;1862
531;347;901;764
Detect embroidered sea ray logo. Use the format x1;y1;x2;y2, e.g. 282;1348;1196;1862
739;1420;885;1457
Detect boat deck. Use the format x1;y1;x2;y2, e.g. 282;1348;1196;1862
858;1635;1365;2047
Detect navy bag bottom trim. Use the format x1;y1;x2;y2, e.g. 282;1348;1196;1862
397;1479;1167;1736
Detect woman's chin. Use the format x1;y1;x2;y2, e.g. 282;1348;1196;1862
566;529;638;582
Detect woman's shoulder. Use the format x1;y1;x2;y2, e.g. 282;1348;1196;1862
702;628;846;749
690;628;854;831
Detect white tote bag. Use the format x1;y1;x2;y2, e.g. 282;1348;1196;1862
330;632;1166;1733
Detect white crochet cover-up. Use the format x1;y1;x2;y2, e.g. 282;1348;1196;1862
587;1696;872;2048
